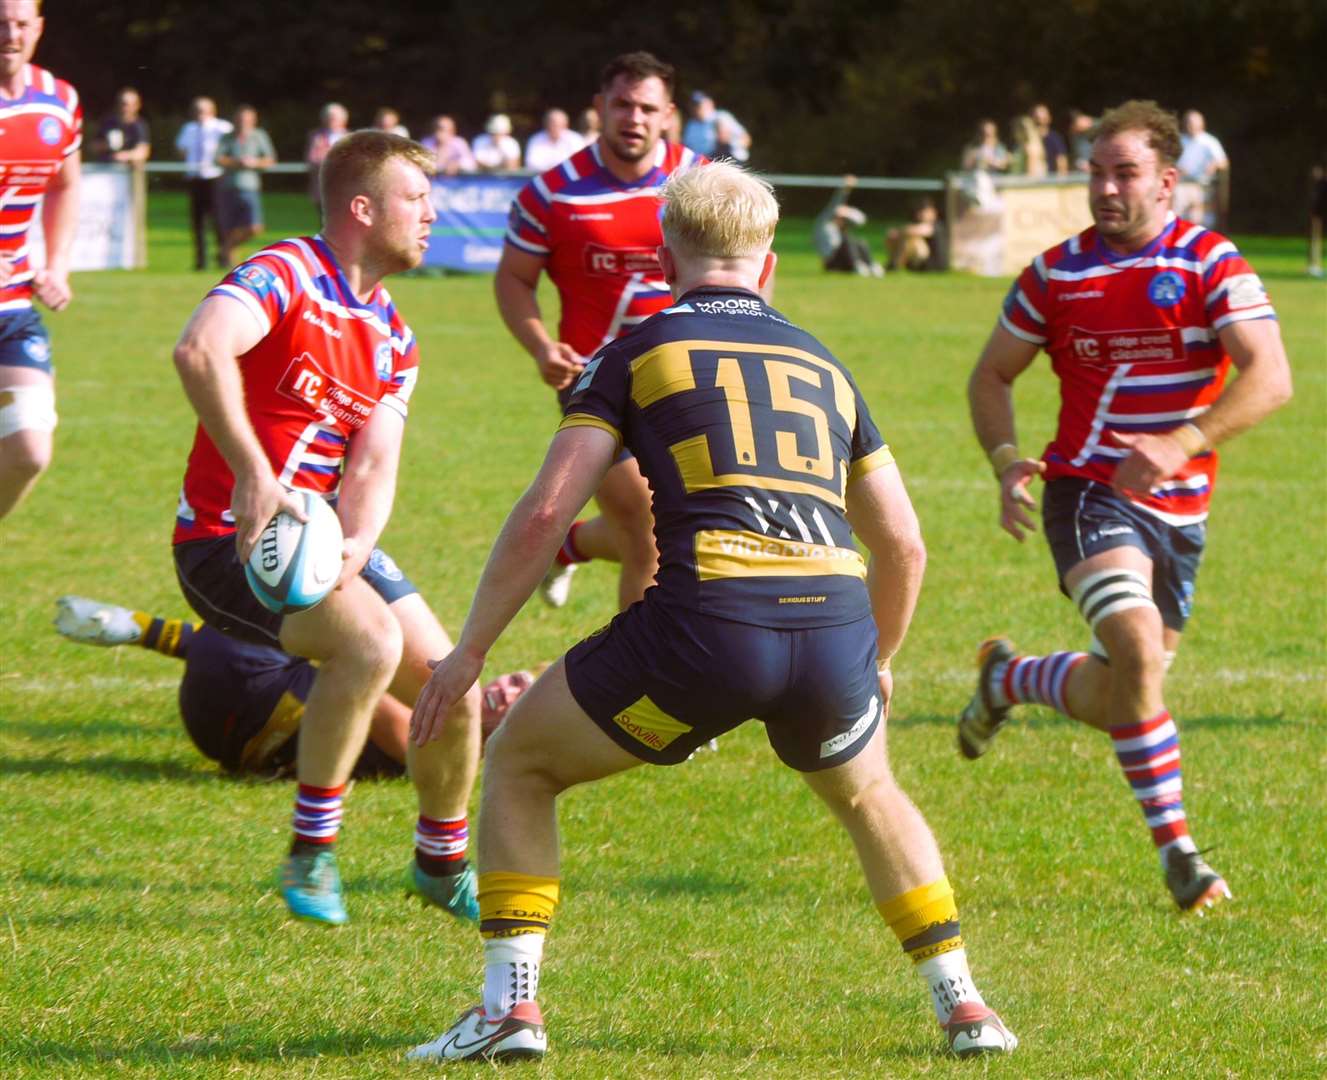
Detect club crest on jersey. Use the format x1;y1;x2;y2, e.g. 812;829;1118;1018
1147;271;1186;307
373;342;394;381
571;355;602;395
236;263;277;297
38;117;63;146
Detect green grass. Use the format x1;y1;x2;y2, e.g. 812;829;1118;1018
1;193;1325;1077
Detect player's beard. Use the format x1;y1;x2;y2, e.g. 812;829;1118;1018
602;129;657;165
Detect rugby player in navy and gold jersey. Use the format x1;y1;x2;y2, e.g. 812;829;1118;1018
407;163;1016;1062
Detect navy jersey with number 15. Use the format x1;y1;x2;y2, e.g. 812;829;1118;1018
559;287;895;628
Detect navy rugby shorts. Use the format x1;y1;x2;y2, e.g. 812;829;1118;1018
180;624;402;778
565;595;883;771
174;534;418;647
0;308;53;374
1043;477;1205;632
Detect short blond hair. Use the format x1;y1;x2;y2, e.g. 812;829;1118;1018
320;130;435;211
661;162;779;259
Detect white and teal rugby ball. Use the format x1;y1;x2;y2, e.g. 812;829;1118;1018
244;491;344;615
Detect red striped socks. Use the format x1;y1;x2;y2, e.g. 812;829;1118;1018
291;782;344;851
415;814;468;876
554;520;589;567
1110;710;1194;861
989;651;1087;716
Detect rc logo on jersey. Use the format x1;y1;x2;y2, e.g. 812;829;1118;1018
38;117;63;146
1147;271;1186;307
374;342;394;382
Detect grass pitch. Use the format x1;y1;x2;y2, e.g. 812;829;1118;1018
1;194;1324;1078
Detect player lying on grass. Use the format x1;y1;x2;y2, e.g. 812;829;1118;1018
407;162;1016;1062
961;100;1292;914
55;595;529;778
170;131;482;927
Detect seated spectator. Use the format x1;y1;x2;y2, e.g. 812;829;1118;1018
577;106;601;144
215;104;276;267
473;113;521;171
525;108;585;172
1309;151;1326;278
1032;102;1068;174
305;102;349;206
1068;109;1095;171
886;197;949;273
961;119;1010;172
93;87;151;165
374;106;409;138
420;115;477;175
1010;114;1046;176
813;176;884;277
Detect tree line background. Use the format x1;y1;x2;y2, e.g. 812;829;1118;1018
42;0;1326;232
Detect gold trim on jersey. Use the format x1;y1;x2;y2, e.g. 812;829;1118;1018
693;529;868;582
558;413;623;452
849;445;896;481
611;694;693;752
239;689;304;770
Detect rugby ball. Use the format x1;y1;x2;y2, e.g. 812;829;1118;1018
244;491;344;614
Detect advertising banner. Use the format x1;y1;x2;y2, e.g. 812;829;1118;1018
28;164;144;271
424;175;525;272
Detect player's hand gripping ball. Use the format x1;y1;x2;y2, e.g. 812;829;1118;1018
244;491;344;614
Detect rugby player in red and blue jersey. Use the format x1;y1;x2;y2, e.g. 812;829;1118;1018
172;132;482;926
0;0;80;520
409;163;1016;1063
496;51;704;612
962;100;1292;914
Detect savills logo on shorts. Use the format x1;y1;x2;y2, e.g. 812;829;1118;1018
611;694;693;752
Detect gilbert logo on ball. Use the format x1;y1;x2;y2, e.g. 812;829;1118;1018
244;491;344;614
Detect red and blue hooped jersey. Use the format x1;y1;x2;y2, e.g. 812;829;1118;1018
1000;213;1276;525
174;236;419;543
0;64;81;316
505;140;703;358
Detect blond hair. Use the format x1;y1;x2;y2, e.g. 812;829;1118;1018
320;130;435;212
661;162;779;259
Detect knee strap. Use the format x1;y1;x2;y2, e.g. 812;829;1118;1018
0;383;57;438
1070;568;1155;633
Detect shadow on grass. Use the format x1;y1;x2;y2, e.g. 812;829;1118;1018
559;1029;938;1062
9;1030;406;1068
3;717;176;741
633;872;748;899
0;754;216;784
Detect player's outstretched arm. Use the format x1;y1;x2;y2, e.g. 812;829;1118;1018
968;323;1045;541
1109;318;1292;498
410;427;617;746
334;405;405;586
494;245;583;389
173;296;306;558
33;150;80;312
846;462;927;674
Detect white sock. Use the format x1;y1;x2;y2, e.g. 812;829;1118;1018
483;934;545;1018
916;948;985;1024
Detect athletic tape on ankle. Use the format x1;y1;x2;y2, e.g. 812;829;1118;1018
0;384;57;438
1070;569;1155;632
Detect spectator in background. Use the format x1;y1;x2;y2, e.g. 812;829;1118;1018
1010;115;1046;177
962;119;1010;173
305;102;349;207
215;105;276;268
473;113;521;171
1068;109;1095;171
1177;109;1228;228
374;106;409;138
525;108;585;172
577;106;601;144
813;175;883;276
93;87;150;166
420;115;476;175
174;96;232;271
1309;150;1326;278
1032;103;1068;174
886;197;949;273
682;91;750;162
